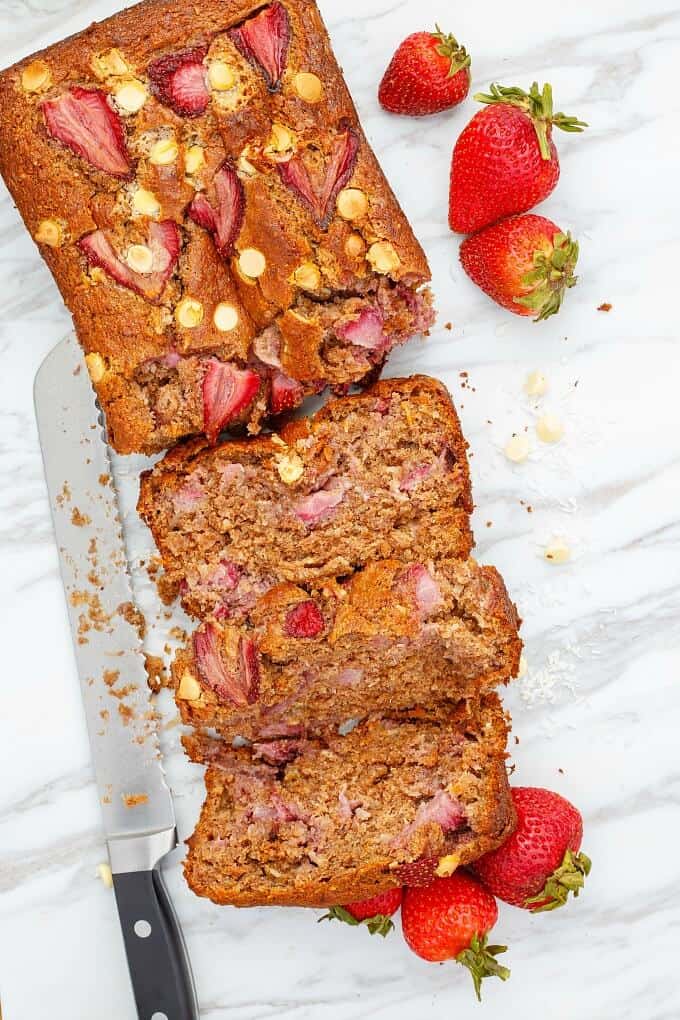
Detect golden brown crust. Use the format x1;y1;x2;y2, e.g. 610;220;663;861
0;0;431;454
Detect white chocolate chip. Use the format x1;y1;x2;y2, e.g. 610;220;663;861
293;71;323;103
544;540;571;564
336;187;368;221
96;862;113;888
435;854;460;877
114;79;148;114
536;414;564;443
149;137;179;166
125;244;153;274
21;59;51;93
208;60;235;91
213;302;239;332
504;433;530;463
345;232;366;258
275;451;304;484
292;262;321;291
132;187;161;218
366;240;400;275
517;654;528;679
525;370;548;397
237;148;258;178
264;122;296;161
175;297;204;328
34;218;64;248
184;144;205;175
92;48;129;79
85;353;107;383
177;671;202;701
238;248;266;279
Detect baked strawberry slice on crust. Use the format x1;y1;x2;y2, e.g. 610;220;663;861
188;163;245;257
229;1;291;91
193;623;260;706
278;127;359;228
335;308;387;352
269;371;304;414
78;220;180;301
147;46;209;117
201;358;261;443
42;87;131;178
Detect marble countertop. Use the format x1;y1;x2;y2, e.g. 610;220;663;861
2;0;679;1017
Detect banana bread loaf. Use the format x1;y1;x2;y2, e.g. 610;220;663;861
172;556;521;741
0;0;433;454
183;695;515;907
138;376;473;618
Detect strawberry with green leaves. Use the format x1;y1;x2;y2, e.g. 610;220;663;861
401;872;509;1000
320;886;402;937
379;27;471;116
459;213;579;321
472;787;591;911
449;82;587;233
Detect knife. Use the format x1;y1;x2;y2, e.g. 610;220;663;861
34;335;199;1020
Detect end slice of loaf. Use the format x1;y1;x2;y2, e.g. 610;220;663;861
138;376;473;619
183;695;515;907
172;556;521;741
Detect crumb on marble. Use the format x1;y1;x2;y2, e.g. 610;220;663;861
597;302;612;312
145;653;168;693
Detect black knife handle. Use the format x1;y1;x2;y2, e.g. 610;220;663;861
113;868;199;1020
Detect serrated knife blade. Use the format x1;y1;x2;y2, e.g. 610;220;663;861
34;335;198;1020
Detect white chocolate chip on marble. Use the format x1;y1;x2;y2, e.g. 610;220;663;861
213;302;239;332
238;248;266;279
276;451;304;484
504;433;530;463
544;540;571;564
336;187;368;221
177;671;202;701
96;862;113;889
114;79;148;114
366;240;400;275
208;60;235;91
175;297;204;328
34;218;64;248
21;59;51;93
149;137;179;165
85;353;107;383
132;187;161;218
184;144;205;175
125;244;153;274
293;71;323;103
525;370;548;397
536;414;564;444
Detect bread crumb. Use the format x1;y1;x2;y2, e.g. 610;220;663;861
70;507;91;527
597;302;612;312
444;322;453;331
122;793;148;808
144;653;168;693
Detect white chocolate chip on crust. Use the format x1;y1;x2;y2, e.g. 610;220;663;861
292;262;321;291
184;144;206;175
132;187;161;218
34;218;64;248
175;297;204;328
177;671;202;701
208;60;235;91
366;240;401;275
345;232;366;258
114;79;148;114
85;353;107;383
264;122;296;161
149;137;179;165
125;244;154;274
336;187;368;221
91;48;130;79
21;60;52;93
238;248;266;279
213;302;239;332
293;71;323;103
275;452;304;484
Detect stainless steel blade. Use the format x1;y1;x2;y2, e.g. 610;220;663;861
34;335;176;847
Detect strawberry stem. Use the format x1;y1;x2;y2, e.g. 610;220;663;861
432;25;471;78
525;848;592;911
456;933;510;1001
318;906;395;937
515;230;580;322
474;81;587;160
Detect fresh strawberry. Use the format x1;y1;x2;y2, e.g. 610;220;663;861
378;27;470;116
449;82;587;233
320;887;403;937
269;371;304;415
147;47;209;117
43;87;131;178
229;2;291;92
401;873;509;1000
472;787;591;912
283;600;325;638
188;162;245;257
201;360;261;443
459;213;579;321
278;127;359;228
193;623;260;706
79;220;180;301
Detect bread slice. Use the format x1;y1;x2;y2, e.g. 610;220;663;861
172;556;521;740
138;376;473;619
183;695;515;907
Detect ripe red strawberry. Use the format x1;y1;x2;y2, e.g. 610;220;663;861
449;82;587;233
472;787;591;912
459;213;579;321
320;887;403;937
379;27;470;116
401;873;509;1000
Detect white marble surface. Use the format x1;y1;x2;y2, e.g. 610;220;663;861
1;0;680;1017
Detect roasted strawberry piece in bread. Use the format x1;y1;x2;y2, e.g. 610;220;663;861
138;376;473;618
171;556;521;741
0;0;433;454
183;695;515;907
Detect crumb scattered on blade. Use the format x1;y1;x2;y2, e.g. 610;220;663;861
71;507;91;527
122;793;149;808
